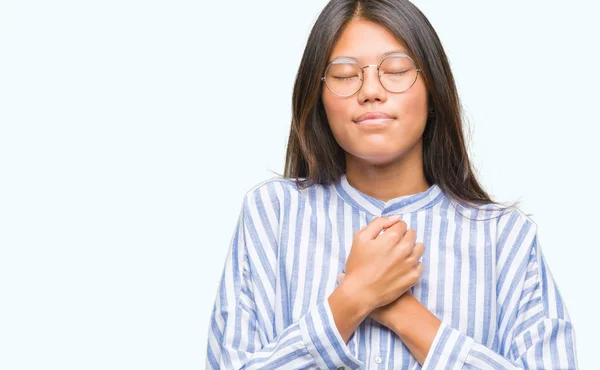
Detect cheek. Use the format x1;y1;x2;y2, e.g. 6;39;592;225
322;90;352;124
322;99;351;148
392;81;428;118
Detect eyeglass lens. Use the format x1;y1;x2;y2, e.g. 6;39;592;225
324;56;418;96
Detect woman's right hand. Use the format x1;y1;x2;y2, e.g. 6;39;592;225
341;216;425;313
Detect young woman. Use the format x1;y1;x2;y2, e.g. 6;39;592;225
206;0;578;369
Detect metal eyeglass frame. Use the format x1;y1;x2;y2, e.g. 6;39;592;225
320;52;422;97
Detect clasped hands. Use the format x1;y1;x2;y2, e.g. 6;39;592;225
337;216;424;330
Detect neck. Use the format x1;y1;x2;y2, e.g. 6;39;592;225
344;140;430;202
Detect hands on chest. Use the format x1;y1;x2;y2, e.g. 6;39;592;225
333;217;439;366
340;216;424;314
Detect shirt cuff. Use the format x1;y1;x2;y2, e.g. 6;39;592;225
298;299;364;370
421;321;474;369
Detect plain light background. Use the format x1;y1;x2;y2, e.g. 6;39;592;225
0;0;597;368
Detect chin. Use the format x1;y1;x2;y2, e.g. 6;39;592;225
349;150;405;165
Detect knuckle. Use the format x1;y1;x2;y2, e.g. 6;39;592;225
405;228;417;239
354;231;367;243
416;262;424;273
356;232;367;243
394;243;410;262
375;216;388;224
414;242;423;253
386;229;401;240
396;244;411;258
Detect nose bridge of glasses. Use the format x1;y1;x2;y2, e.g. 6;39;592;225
361;64;379;74
360;64;381;85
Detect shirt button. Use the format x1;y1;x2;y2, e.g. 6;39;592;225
374;356;382;364
337;367;345;370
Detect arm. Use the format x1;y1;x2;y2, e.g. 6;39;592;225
388;223;578;369
383;292;441;366
206;190;364;370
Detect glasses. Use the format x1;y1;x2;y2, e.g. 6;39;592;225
321;52;421;97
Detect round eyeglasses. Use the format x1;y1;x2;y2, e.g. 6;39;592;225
321;52;421;97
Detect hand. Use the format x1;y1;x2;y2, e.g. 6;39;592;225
341;216;425;313
337;273;415;329
370;287;416;329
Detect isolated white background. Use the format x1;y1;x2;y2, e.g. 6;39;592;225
0;0;597;368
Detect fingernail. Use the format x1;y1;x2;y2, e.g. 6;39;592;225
388;215;401;221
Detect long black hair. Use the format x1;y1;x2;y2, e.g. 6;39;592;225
276;0;521;218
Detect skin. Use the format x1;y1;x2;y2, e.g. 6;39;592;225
323;19;442;366
321;18;431;201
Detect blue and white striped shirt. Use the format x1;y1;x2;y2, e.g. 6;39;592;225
206;174;578;369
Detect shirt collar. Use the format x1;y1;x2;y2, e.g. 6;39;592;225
332;173;446;216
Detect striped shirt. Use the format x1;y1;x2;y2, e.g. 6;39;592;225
206;174;578;369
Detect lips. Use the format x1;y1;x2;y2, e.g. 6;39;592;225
354;111;394;123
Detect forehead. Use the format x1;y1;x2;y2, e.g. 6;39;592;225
328;20;409;64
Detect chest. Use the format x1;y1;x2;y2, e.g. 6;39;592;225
277;212;500;347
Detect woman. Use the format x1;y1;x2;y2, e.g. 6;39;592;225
206;0;578;368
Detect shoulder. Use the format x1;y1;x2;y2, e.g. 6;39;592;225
452;200;538;235
451;200;539;259
240;176;314;219
496;207;539;243
494;207;540;273
243;176;307;196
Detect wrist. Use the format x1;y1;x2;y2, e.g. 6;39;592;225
389;293;419;336
337;276;374;318
328;278;372;343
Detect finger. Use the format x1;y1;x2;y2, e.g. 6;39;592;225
399;227;416;246
388;228;416;258
362;215;402;239
378;219;408;243
415;261;424;276
411;242;425;262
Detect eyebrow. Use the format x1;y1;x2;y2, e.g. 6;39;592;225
327;50;407;64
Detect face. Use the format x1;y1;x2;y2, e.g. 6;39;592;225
321;19;430;166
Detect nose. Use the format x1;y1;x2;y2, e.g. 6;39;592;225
357;64;387;103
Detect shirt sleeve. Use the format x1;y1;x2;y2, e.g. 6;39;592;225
421;221;578;369
206;188;364;370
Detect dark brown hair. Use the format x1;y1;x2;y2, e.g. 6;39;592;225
273;0;521;215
